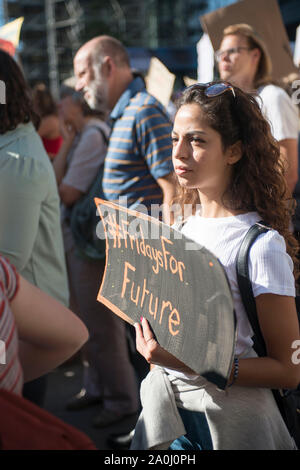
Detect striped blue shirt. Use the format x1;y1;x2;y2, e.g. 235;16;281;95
102;76;173;211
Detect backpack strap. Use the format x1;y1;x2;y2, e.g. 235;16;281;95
88;125;109;146
236;221;270;357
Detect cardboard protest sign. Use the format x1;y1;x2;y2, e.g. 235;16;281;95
0;17;24;57
197;33;214;83
145;57;176;108
95;198;236;390
183;76;198;87
294;25;300;68
200;0;297;81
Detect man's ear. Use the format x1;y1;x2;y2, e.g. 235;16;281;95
101;56;114;78
227;140;242;165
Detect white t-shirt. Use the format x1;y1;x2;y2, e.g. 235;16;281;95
165;211;295;379
257;84;298;142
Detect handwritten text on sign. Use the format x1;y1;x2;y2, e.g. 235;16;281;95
95;199;236;388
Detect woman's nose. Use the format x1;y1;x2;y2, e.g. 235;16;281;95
172;138;189;160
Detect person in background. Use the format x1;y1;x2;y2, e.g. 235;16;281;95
0;254;88;396
216;23;299;195
53;86;139;428
73;35;176;430
74;35;176;222
32;83;63;161
0;50;69;406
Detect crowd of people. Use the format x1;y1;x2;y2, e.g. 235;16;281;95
0;22;299;450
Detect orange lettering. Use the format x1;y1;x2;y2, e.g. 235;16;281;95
149;293;159;319
130;282;140;306
178;261;186;282
161;236;173;271
159;300;172;325
168;308;180;336
145;244;152;259
121;262;136;298
169;255;178;274
140;278;149;308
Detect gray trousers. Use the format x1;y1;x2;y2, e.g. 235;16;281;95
65;243;139;414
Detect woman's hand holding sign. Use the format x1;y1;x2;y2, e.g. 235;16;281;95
134;317;196;374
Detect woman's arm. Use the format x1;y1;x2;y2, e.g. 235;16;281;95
231;294;300;390
135;295;300;390
11;275;89;382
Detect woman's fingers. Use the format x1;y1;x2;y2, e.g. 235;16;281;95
134;317;158;362
140;317;155;342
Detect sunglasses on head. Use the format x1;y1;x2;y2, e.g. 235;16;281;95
185;82;236;98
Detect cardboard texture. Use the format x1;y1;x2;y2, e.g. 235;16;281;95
145;57;176;107
197;33;215;83
294;25;300;67
0;17;24;56
183;76;198;87
95;198;236;389
200;0;297;81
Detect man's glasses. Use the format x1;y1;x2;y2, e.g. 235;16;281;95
214;46;251;63
185;82;236;99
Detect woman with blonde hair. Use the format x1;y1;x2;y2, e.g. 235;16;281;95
216;23;299;194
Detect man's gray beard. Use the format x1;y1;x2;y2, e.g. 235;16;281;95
86;76;108;115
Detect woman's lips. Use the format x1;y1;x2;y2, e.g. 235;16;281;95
175;166;190;175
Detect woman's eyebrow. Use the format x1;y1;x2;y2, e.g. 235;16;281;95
186;130;207;135
172;130;207;136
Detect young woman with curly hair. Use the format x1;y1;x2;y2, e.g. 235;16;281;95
133;82;300;450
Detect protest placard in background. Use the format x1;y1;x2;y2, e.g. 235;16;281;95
145;57;176;108
197;33;215;83
95;198;236;390
201;0;297;81
183;76;197;87
294;24;300;67
0;17;24;57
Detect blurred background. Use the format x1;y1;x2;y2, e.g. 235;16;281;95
0;0;299;100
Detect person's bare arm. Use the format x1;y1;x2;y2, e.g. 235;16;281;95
279;138;298;194
135;295;300;390
230;294;300;389
11;275;89;382
52;120;76;185
59;183;83;207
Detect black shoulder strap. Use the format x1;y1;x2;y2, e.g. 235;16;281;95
236;221;270;357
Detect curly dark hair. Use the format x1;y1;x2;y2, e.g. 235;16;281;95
174;81;299;277
0;50;39;133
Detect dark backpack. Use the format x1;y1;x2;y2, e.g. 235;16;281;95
236;221;300;448
70;126;108;261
